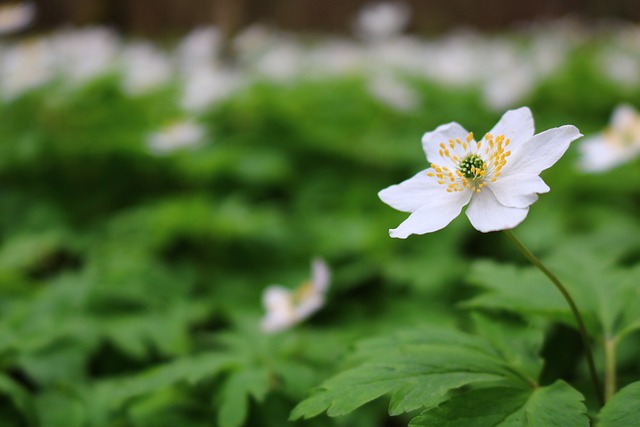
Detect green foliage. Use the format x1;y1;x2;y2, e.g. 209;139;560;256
0;29;639;427
410;381;588;427
597;381;640;427
0;373;37;426
291;317;588;425
217;367;270;427
465;231;640;346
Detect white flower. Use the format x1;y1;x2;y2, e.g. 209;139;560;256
176;26;220;70
578;104;640;173
50;27;120;85
146;120;206;155
482;60;537;111
598;49;640;88
252;36;304;82
305;38;364;77
0;38;55;99
379;107;581;236
354;2;410;42
179;64;244;112
0;2;35;35
260;259;330;333
367;74;418;111
422;31;486;87
120;41;173;96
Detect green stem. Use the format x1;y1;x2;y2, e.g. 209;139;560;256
503;230;604;407
604;337;616;402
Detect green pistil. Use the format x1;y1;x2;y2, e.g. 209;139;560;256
458;154;485;179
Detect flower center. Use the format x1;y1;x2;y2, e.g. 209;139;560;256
427;132;511;193
292;281;315;304
458;154;485;179
604;126;640;148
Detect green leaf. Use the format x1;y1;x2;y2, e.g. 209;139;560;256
35;391;86;427
464;260;568;319
410;380;588;427
291;323;540;420
471;314;544;382
217;367;270;427
18;342;88;386
0;373;37;426
597;381;640;427
465;234;640;341
126;388;191;427
0;230;75;272
93;352;237;412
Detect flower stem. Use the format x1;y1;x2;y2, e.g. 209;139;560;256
502;230;604;407
604;337;616;402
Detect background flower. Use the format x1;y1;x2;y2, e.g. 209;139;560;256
146;119;206;155
261;258;330;333
578;104;640;172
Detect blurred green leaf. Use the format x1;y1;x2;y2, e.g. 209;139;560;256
217;367;270;427
0;373;37;426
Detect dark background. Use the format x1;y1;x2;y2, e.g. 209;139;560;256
16;0;640;37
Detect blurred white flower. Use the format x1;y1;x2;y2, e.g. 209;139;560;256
379;107;581;236
423;31;485;87
252;36;304;82
305;38;364;77
120;41;173;96
482;68;536;111
366;36;426;73
598;49;640;87
528;29;572;77
176;26;221;70
578;104;640;172
354;2;410;42
233;24;273;60
261;259;330;333
367;74;418;111
179;64;244;112
0;37;55;99
51;27;120;84
0;2;35;35
146;120;206;155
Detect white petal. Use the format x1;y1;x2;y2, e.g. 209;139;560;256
262;286;292;310
295;294;324;320
485;107;534;155
389;189;472;238
311;258;330;293
505;125;582;176
488;174;549;208
261;286;296;332
379;170;448;213
422;122;470;168
465;190;529;233
611;104;638;129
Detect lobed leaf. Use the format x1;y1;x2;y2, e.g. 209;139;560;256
410;380;588;427
597;381;640;427
93;352;237;412
291;323;540;420
217;367;271;427
465;236;640;342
